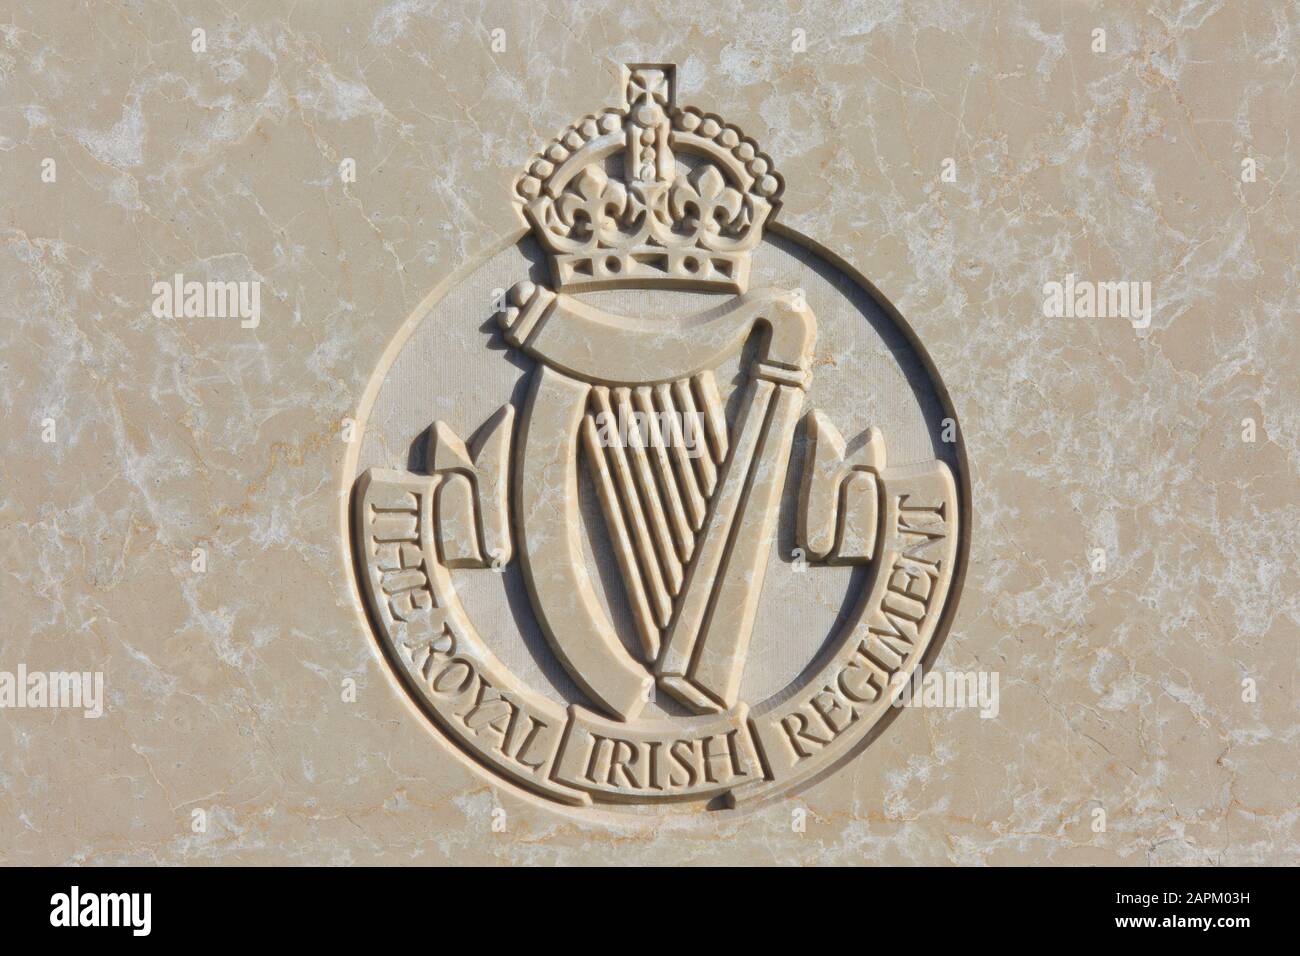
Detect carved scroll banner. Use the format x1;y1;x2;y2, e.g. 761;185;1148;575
356;456;957;807
552;704;764;802
730;460;959;806
355;469;589;807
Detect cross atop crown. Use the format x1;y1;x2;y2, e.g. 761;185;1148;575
625;64;673;109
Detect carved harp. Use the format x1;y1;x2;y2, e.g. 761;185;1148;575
505;65;813;721
505;286;814;719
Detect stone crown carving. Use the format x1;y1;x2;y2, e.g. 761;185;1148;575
513;64;784;294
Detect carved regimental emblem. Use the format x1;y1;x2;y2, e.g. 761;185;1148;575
350;65;965;809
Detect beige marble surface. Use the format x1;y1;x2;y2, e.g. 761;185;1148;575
1;0;1296;864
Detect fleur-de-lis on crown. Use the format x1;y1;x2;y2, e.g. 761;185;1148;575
554;166;629;248
670;165;745;242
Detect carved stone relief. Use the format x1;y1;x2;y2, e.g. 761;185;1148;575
350;64;967;810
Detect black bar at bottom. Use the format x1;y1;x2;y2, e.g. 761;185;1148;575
0;865;1281;942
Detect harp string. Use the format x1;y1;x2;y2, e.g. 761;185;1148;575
580;413;659;658
590;386;672;632
583;372;729;664
634;385;693;564
655;382;707;530
672;378;717;499
615;386;684;598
